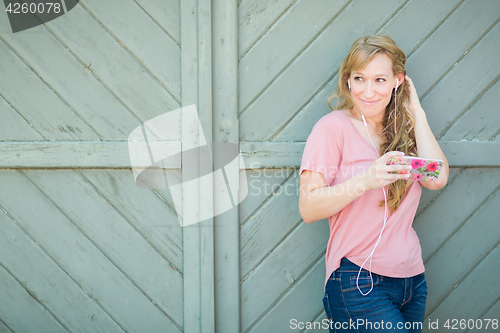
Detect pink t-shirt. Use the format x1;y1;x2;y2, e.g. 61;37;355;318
299;110;425;290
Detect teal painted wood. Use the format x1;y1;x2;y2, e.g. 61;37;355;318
423;182;500;316
0;26;145;141
0;262;66;332
240;174;303;278
45;3;181;126
79;170;183;271
406;0;500;96
0;321;13;333
248;257;327;333
0;141;180;168
241;208;328;331
135;0;180;45
442;78;500;140
479;300;500;329
382;0;463;55
23;170;183;326
0;195;123;332
213;0;240;331
0;140;499;168
0;96;44;141
423;19;500;138
416;168;460;216
0;170;182;332
238;0;294;58
80;0;181;102
238;0;350;111
197;0;215;330
0;40;99;141
181;0;215;331
414;168;500;262
239;168;295;224
424;244;500;333
0;0;499;331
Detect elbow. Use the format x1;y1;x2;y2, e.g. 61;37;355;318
428;177;448;190
299;206;312;224
298;199;315;224
435;178;447;190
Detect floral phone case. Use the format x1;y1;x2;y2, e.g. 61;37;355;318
387;156;444;182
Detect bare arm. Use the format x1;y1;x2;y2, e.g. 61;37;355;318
299;151;411;223
405;76;450;190
299;170;367;223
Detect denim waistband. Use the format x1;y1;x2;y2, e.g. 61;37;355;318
339;257;360;269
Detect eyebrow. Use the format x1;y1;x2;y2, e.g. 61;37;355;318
352;72;389;77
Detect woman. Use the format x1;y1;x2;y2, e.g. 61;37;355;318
298;35;449;332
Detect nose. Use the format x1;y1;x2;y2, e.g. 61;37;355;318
364;82;375;98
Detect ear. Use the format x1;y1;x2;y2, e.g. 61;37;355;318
395;73;405;88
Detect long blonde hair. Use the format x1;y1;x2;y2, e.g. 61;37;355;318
328;35;417;214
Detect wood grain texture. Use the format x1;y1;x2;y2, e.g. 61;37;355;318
423;184;500;316
381;0;463;55
23;170;183;326
80;0;181;101
1;26;146;140
238;0;350;111
239;168;295;225
424;244;500;332
442;78;500;141
241;217;328;331
406;0;500;95
213;0;240;331
238;0;294;58
0;261;66;333
0;201;123;333
135;0;180;44
79;169;183;271
44;3;180;125
247;257;327;333
422;18;500;138
0;39;99;140
414;168;500;263
240;173;303;278
180;0;215;331
0;170;182;332
0;95;44;141
0;140;498;168
0;141;181;168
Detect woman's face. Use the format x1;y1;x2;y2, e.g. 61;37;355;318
349;53;400;120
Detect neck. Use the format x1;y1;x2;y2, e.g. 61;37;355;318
350;108;384;135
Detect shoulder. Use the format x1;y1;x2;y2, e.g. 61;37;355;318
313;110;350;132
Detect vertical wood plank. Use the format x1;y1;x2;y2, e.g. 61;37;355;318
213;0;240;331
198;0;215;331
181;1;200;332
181;0;215;332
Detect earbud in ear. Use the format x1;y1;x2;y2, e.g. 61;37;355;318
348;79;351;91
396;78;399;89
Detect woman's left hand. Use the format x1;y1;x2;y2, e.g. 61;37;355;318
404;75;425;117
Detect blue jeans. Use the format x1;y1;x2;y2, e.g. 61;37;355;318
322;257;427;333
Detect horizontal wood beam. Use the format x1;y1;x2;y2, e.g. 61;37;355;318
0;141;498;168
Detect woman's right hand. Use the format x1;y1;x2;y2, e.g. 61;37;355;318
358;151;412;191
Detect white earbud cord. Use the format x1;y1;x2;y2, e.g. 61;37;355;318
355;83;398;296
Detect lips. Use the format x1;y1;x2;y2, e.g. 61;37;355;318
360;99;379;106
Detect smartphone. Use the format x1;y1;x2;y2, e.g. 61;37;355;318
387;155;444;182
